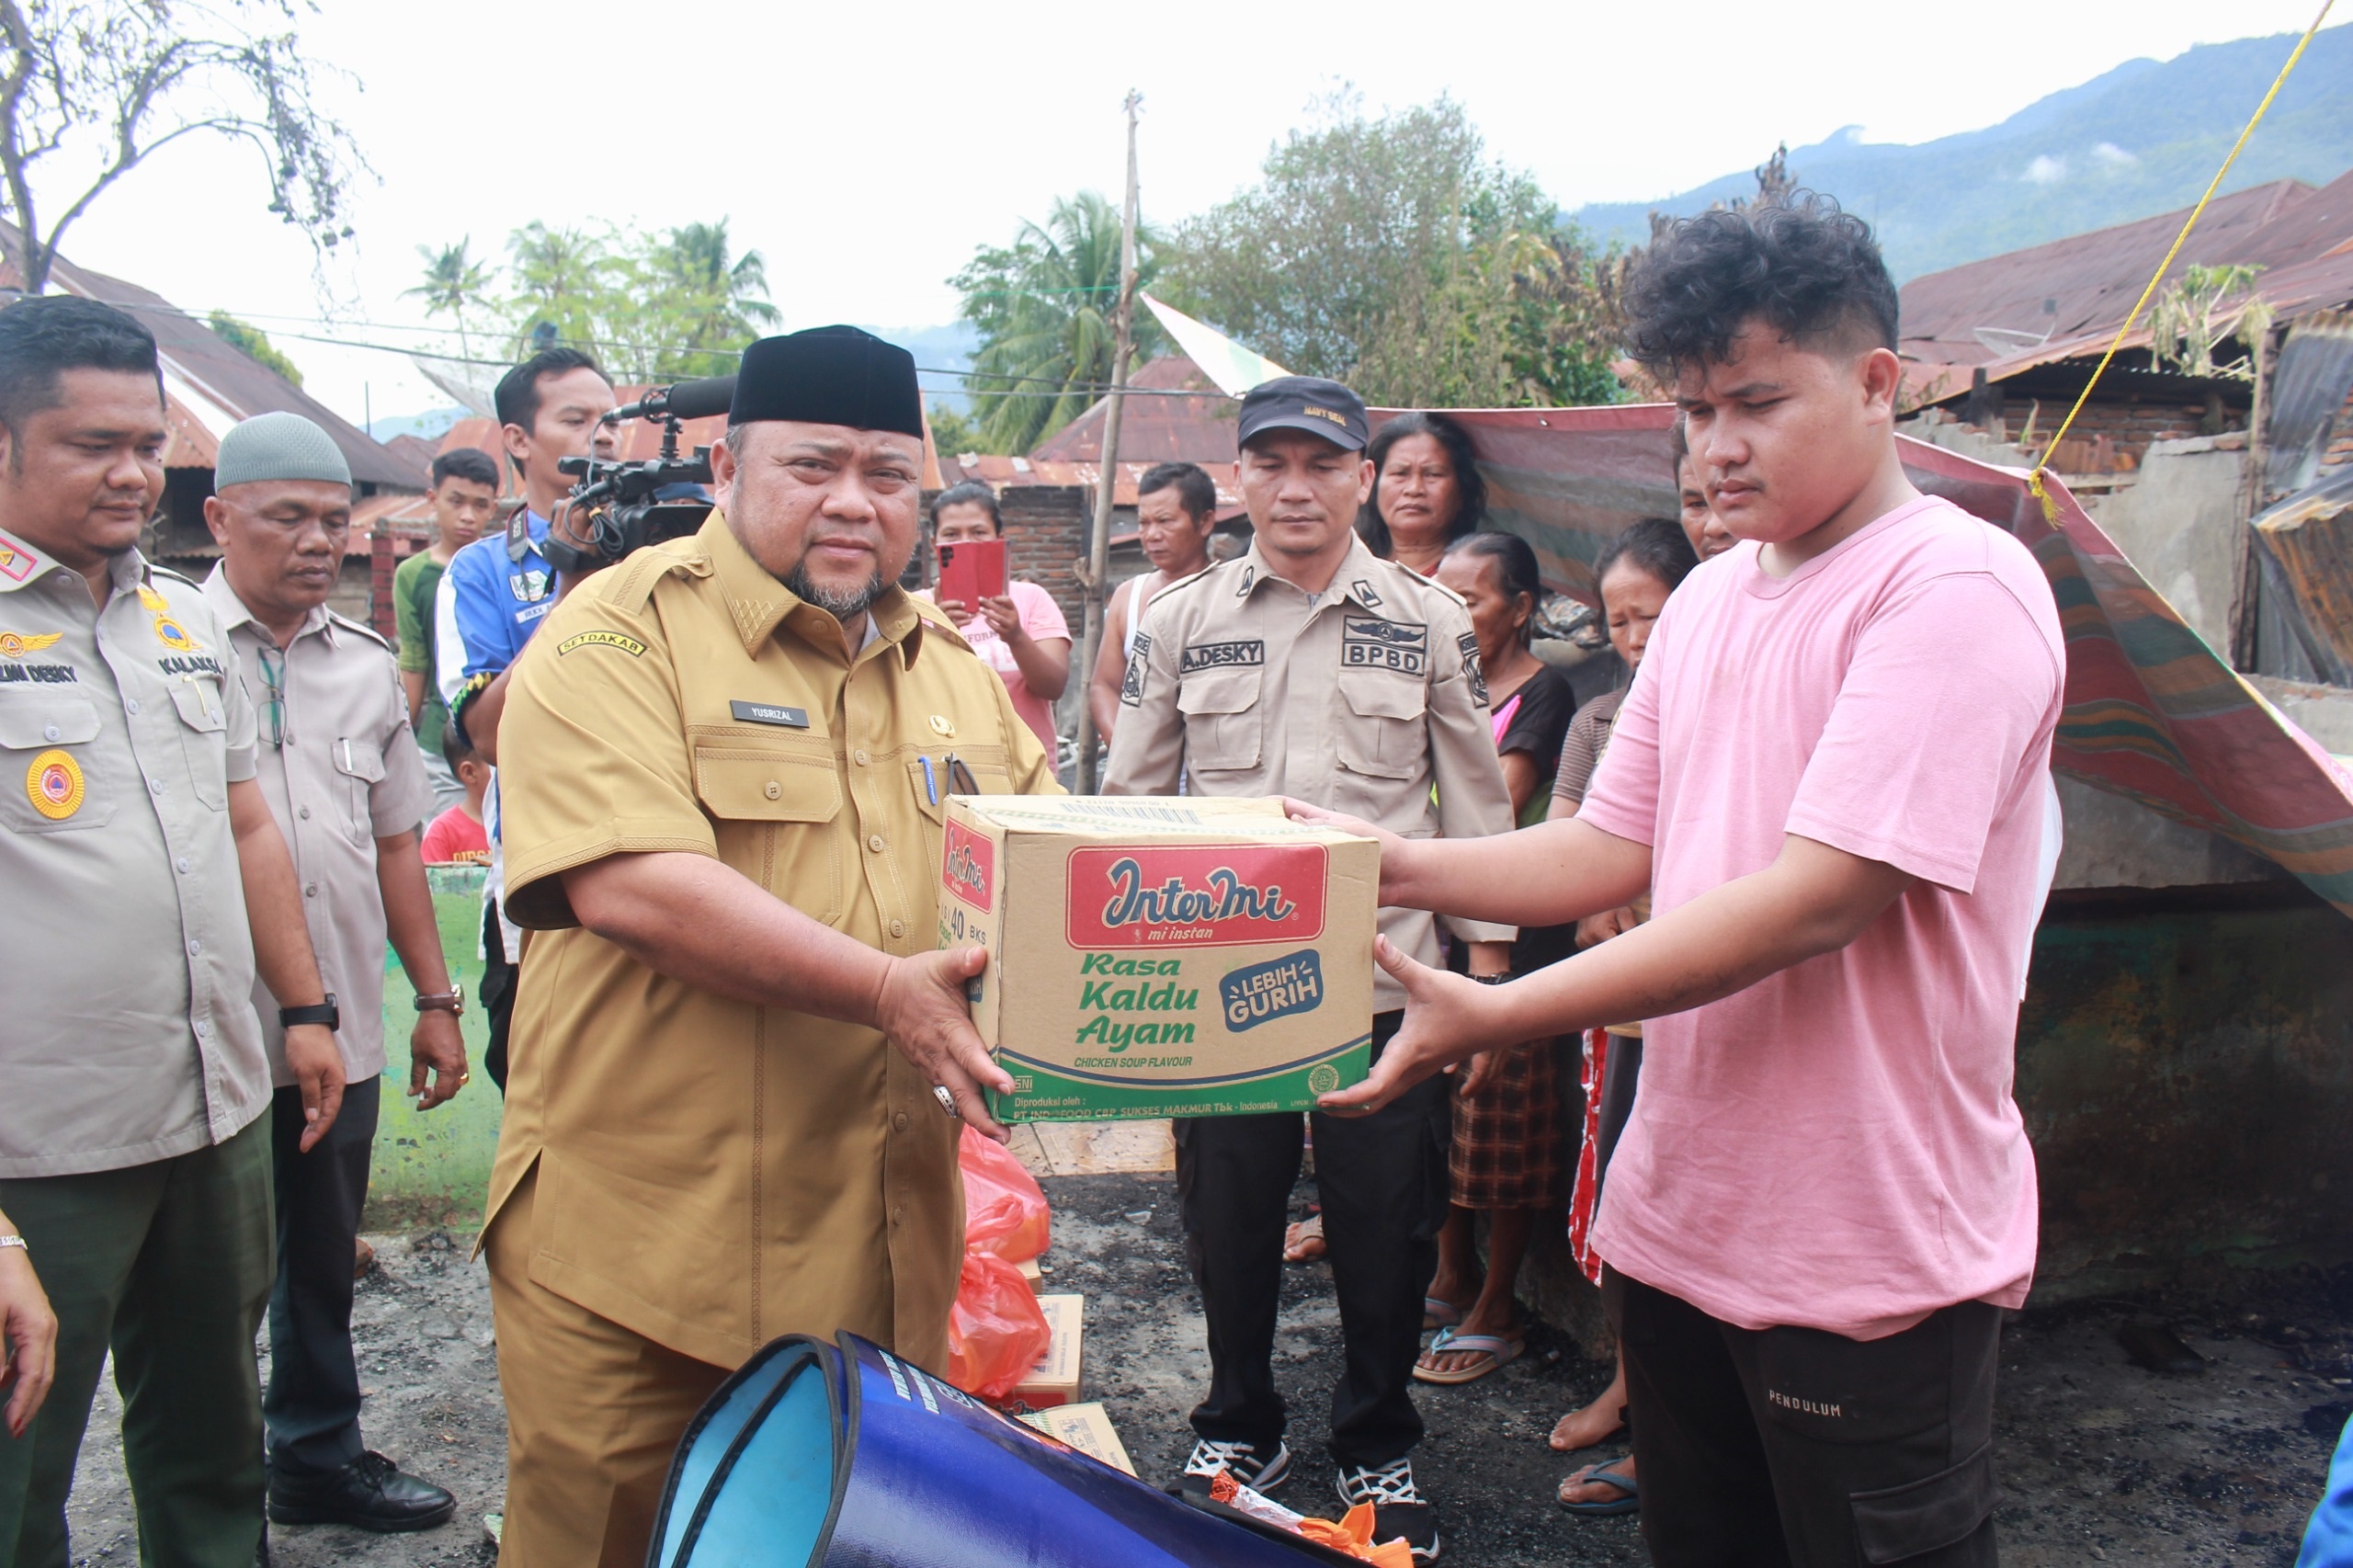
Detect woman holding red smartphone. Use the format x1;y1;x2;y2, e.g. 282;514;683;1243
922;482;1072;758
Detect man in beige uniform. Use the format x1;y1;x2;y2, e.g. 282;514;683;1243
487;326;1058;1565
199;412;471;1533
0;296;344;1567
1105;375;1515;1563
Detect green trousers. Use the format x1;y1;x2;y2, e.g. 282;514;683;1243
0;1116;274;1568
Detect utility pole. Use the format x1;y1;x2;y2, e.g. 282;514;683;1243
1074;90;1142;795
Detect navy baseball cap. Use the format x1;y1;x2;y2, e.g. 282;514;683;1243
1235;376;1369;452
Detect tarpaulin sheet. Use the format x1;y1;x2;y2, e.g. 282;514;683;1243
1409;403;2353;916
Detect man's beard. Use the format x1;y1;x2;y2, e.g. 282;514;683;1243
786;562;884;622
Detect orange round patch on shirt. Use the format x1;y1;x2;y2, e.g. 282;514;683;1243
27;748;83;820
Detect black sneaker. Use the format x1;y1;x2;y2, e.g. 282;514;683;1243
1336;1456;1438;1563
1178;1437;1293;1501
267;1450;457;1532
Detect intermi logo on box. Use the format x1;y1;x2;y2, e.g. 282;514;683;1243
942;818;995;911
1064;844;1327;949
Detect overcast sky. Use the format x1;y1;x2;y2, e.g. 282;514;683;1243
53;0;2339;429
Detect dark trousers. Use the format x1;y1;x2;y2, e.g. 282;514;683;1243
482;896;517;1093
0;1118;275;1568
1606;1268;2004;1568
1174;1012;1449;1469
265;1074;381;1477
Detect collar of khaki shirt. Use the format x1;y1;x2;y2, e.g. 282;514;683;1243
0;523;153;602
698;508;941;668
1225;528;1415;615
196;569;338;652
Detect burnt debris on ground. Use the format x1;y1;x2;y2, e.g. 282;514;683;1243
63;1171;2352;1567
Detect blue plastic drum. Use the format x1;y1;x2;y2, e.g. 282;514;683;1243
649;1333;1353;1568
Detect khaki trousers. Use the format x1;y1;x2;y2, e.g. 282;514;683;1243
484;1167;729;1568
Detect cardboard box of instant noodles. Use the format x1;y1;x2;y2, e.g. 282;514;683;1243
938;795;1376;1123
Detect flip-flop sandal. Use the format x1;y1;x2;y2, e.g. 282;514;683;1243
1558;1460;1639;1517
1422;1296;1464;1333
1413;1327;1524;1385
1282;1214;1325;1263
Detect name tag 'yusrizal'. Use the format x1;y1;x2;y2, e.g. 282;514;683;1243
730;699;810;729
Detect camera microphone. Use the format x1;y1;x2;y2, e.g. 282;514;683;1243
609;374;737;424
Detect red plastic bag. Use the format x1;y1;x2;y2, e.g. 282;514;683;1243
960;1125;1050;1263
946;1250;1052;1400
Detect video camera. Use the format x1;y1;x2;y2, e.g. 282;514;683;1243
542;374;735;575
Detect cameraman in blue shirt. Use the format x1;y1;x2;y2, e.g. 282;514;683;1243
431;347;616;1087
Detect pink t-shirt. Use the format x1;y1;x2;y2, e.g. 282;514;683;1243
950;579;1070;756
1579;494;2063;1340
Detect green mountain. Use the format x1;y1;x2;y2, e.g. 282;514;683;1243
1569;22;2353;280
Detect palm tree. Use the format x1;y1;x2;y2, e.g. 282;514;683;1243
647;219;782;377
952;192;1161;453
404;239;493;362
505;222;613;362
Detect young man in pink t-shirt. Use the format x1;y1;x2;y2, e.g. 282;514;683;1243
1292;198;2063;1567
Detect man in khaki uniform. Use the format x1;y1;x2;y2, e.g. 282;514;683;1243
1105;376;1515;1562
199;412;468;1533
487;325;1058;1566
0;296;345;1567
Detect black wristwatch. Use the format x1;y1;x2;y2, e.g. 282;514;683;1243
279;994;339;1031
1471;971;1517;986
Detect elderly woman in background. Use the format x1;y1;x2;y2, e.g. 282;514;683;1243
1356;411;1487;575
1415;530;1579;1384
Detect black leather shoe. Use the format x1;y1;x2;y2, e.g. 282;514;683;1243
267;1450;457;1532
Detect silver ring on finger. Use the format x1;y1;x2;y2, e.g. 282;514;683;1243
933;1084;961;1119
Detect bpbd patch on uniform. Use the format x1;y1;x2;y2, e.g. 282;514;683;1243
1179;640;1264;674
27;748;84;821
1458;631;1490;707
1120;632;1150;708
558;630;646;657
1342;616;1427;675
728;699;809;729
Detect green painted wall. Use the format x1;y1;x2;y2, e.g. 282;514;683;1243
364;866;503;1229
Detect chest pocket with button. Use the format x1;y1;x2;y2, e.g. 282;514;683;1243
167;678;230;809
332;737;386;845
1176;666;1263;775
693;733;846;925
0;692;115;834
1331;668;1431;826
906;748;1015;919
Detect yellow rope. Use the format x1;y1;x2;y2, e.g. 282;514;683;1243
2028;0;2336;509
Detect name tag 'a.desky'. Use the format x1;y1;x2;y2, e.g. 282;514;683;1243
1179;639;1265;675
1341;616;1427;676
1063;842;1327;950
727;699;810;729
557;630;646;657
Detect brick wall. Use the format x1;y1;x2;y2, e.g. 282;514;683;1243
995;485;1092;634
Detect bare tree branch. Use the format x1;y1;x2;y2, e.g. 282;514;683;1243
0;0;365;293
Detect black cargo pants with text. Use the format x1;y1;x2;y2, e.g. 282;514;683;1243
1606;1267;2004;1567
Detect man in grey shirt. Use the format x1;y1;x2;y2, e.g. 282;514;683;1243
0;297;344;1566
200;413;469;1534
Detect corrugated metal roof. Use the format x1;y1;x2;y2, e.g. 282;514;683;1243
1029;354;1240;465
1898;169;2353;408
0;220;425;489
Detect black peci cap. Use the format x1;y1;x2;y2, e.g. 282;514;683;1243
1235;376;1369;452
730;325;925;437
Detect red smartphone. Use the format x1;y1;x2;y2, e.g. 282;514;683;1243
936;537;1008;609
